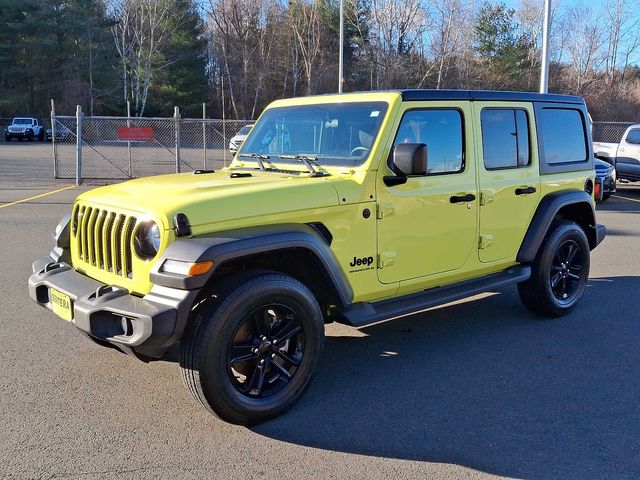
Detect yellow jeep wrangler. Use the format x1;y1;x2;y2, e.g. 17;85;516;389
29;90;605;425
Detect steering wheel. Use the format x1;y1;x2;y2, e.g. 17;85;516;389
350;146;370;157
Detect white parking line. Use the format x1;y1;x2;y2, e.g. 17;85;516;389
611;194;640;204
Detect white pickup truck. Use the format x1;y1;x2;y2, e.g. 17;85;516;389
593;124;640;182
4;117;46;142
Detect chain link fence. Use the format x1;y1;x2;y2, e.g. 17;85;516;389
592;121;636;144
47;108;638;182
52;108;253;181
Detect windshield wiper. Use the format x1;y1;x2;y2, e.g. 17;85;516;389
278;155;328;177
238;153;269;171
235;152;329;177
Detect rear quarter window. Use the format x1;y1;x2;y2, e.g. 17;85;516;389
536;104;592;174
539;109;587;164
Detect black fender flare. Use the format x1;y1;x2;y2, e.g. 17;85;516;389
150;223;353;306
517;190;605;263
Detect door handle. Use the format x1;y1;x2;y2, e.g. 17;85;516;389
515;186;536;195
450;193;476;203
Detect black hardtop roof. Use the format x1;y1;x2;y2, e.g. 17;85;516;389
398;89;583;104
311;89;583;104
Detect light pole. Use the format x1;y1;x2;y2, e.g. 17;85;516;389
539;0;551;93
338;0;344;93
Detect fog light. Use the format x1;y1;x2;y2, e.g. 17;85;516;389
121;316;134;336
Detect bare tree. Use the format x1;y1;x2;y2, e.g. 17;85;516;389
108;0;182;116
369;0;431;88
603;0;640;90
288;0;325;95
428;0;468;89
205;0;281;118
563;6;605;95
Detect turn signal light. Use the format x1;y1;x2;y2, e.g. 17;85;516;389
161;259;214;276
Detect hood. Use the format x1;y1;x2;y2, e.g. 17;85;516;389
76;170;341;231
594;158;613;171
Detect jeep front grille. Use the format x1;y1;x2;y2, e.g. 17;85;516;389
73;205;137;278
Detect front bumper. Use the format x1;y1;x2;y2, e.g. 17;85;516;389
6;131;33;138
602;174;616;194
28;256;197;359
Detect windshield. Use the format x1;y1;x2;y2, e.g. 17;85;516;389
13;119;32;125
238;125;252;135
238;102;388;167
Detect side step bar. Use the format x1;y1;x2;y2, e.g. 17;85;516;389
340;265;531;328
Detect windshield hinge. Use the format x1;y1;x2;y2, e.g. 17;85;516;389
480;190;495;206
376;202;395;219
479;234;494;249
378;251;396;269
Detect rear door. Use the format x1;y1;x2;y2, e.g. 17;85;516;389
617;127;640;179
474;102;541;263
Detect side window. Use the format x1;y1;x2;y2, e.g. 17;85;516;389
392;109;464;174
481;109;530;170
625;129;640;145
539;108;587;164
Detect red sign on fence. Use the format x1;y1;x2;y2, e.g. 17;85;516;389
117;127;153;142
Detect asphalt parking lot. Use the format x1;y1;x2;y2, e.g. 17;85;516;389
1;142;639;479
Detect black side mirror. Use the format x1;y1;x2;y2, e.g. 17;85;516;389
393;143;428;176
384;143;428;186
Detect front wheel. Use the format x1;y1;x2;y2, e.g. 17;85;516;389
518;220;590;317
180;272;325;425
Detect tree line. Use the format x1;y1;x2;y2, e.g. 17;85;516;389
0;0;638;121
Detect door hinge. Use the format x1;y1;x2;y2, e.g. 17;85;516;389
480;190;495;206
377;251;396;268
376;202;395;219
479;234;494;249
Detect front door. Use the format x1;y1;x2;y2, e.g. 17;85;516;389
474;102;541;263
376;102;478;284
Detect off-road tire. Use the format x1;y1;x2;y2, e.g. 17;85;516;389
38;130;45;141
518;220;590;317
180;271;325;425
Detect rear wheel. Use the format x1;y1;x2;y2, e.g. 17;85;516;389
518;220;590;317
180;272;325;425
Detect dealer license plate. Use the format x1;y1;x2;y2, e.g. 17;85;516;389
50;288;73;321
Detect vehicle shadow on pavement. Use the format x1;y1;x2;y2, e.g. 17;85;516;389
254;278;640;479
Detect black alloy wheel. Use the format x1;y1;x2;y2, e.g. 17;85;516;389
226;303;305;399
180;271;325;425
549;239;584;303
518;220;590;317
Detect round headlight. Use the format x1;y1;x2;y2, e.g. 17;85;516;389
134;221;161;260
